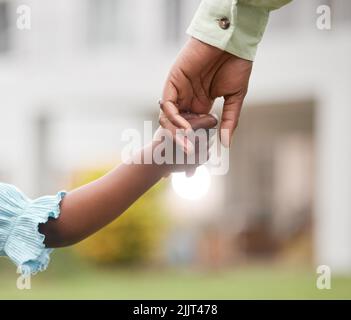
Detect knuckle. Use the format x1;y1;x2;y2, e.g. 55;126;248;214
235;87;248;98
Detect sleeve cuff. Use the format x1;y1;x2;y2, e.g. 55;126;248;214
0;184;66;275
187;0;270;61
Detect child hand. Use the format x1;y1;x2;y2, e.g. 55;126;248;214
153;113;217;177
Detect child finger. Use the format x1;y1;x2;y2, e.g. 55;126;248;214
159;114;194;154
188;114;217;131
160;100;192;131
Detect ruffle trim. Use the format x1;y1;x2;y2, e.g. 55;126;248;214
0;187;66;275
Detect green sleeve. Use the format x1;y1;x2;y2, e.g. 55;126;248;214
186;0;292;61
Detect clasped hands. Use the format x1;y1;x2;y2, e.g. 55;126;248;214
159;37;252;151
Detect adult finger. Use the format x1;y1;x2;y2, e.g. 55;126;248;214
161;81;192;130
220;95;244;147
159;112;193;154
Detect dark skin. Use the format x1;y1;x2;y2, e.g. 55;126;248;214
160;37;252;148
39;113;217;248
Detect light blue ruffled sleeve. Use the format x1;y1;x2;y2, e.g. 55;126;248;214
0;183;66;275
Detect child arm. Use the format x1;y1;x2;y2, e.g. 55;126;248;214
40;143;166;247
40;114;217;248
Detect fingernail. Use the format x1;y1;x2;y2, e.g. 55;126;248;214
211;113;219;121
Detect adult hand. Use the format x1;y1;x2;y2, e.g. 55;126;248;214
154;113;217;178
159;37;252;148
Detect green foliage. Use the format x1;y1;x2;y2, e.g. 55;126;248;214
72;168;168;265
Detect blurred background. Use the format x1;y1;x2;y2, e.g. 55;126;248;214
1;0;351;299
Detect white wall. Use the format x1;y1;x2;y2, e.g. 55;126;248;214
250;28;351;273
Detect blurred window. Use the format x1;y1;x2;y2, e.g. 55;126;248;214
332;0;351;24
87;0;132;47
163;0;184;43
0;1;9;53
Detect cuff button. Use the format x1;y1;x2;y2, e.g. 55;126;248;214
218;17;230;30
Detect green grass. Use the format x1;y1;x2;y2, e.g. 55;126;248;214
1;257;351;299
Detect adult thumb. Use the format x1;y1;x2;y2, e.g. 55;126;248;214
220;95;244;148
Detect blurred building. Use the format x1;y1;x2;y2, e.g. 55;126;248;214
0;0;350;273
